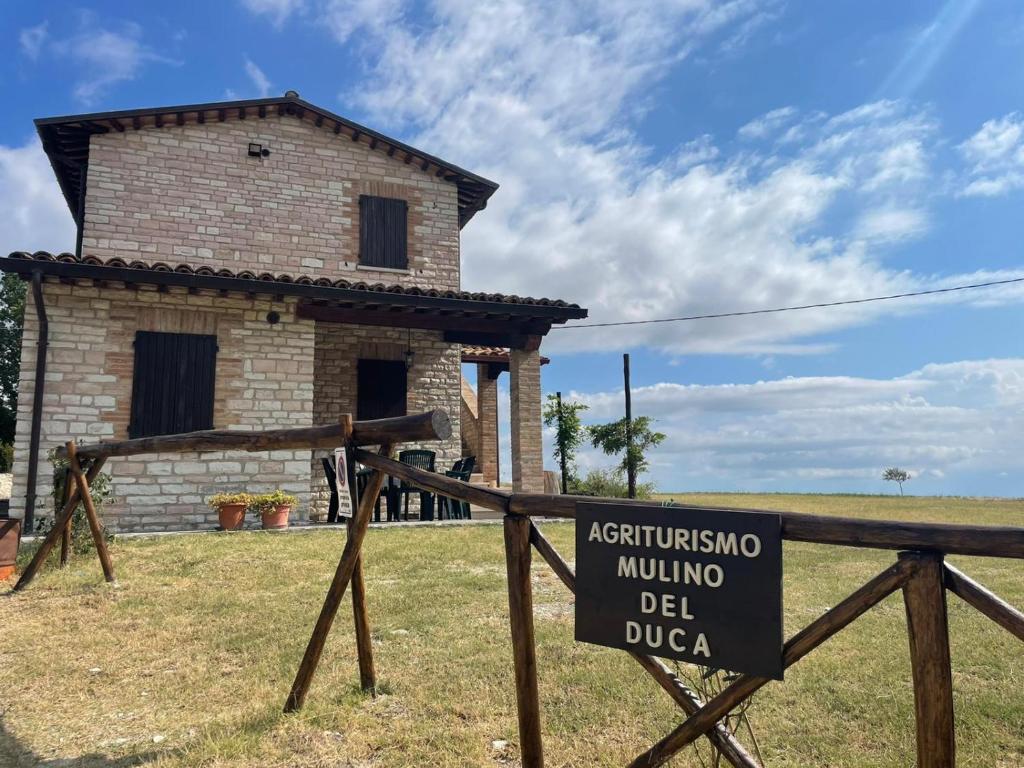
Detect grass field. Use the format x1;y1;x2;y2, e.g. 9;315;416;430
1;493;1022;767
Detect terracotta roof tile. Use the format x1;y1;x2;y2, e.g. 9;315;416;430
6;251;582;310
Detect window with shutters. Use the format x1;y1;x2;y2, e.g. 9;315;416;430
129;331;218;438
359;195;408;270
357;359;407;421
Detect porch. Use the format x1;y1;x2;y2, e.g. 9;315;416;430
0;252;588;532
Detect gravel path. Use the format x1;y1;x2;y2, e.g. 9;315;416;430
0;473;11;500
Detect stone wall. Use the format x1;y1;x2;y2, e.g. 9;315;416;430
10;282;315;532
82;113;461;289
310;323;462;518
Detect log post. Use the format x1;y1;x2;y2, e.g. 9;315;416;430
13;456;106;591
66;442;116;583
343;416;376;693
284;443;392;713
59;467;72;567
503;514;544;768
900;552;955;768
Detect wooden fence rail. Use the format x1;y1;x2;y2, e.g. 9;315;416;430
13;408;1023;768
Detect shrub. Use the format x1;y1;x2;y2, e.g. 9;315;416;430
569;468;656;500
247;490;298;517
207;492;252;510
34;451;115;556
0;442;13;473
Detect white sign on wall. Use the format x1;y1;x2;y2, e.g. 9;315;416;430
334;447;353;518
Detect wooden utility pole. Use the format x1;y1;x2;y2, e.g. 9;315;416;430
623;353;635;499
555;391;568;494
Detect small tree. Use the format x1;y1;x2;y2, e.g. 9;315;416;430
542;393;588;489
883;467;910;496
588;415;666;485
1;273;27;462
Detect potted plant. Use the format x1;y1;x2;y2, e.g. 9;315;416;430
209;492;250;531
0;514;21;582
249;490;297;530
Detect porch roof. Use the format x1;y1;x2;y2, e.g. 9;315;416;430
3;252;588;349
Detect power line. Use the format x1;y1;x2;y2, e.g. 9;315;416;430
552;275;1024;330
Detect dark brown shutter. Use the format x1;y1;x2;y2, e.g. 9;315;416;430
359;195;408;269
356;359;407;421
129;331;217;438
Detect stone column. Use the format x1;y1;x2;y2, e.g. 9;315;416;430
476;363;500;486
509;349;544;493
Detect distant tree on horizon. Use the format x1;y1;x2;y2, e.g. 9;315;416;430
883;467;910;496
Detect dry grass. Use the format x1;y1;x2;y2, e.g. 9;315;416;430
1;494;1022;767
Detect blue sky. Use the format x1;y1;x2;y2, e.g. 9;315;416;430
2;1;1024;496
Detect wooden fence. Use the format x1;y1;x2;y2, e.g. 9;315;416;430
342;448;1024;768
12;409;1024;767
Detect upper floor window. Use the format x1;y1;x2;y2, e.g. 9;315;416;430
359;195;408;270
129;331;217;438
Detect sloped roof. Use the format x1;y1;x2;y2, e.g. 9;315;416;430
35;93;499;229
3;252;583;313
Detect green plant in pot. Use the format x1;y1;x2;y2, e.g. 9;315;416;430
249;490;297;530
208;492;251;531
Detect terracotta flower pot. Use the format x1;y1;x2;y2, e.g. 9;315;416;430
217;503;246;531
261;504;291;530
0;517;22;581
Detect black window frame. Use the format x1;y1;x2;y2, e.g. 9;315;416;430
358;195;408;270
128;331;218;439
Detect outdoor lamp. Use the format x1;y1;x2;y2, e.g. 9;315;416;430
405;329;415;370
248;142;270;157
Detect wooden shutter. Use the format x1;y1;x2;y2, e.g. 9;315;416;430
129;331;217;438
356;359;408;421
359;195;408;269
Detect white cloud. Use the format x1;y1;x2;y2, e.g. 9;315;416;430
48;14;176;105
855;207;928;243
300;1;1022;357
559;359;1024;494
244;57;273;97
239;0;306;26
0;137;77;254
959;113;1024;197
738;106;797;139
19;22;48;60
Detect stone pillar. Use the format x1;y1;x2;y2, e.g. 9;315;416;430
476;363;500;486
510;349;544;493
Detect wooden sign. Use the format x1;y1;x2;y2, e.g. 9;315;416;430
575;502;784;679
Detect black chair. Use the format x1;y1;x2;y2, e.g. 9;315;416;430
321;457;340;523
438;456;476;520
391;449;436;521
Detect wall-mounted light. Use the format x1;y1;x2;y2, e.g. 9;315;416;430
405;328;415;371
266;310;280;325
248;142;271;158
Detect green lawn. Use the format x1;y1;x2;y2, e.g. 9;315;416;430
1;494;1023;767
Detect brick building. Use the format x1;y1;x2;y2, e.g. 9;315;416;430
2;93;586;532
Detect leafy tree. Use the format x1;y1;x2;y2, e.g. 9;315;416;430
542;393;588;487
588;415;666;488
883;467;910;496
0;273;27;466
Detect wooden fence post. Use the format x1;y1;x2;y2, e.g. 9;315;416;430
504;514;544;768
345;436;376;693
12;457;106;591
66;441;116;583
284;442;391;713
900;552;955;768
59;467;72;567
